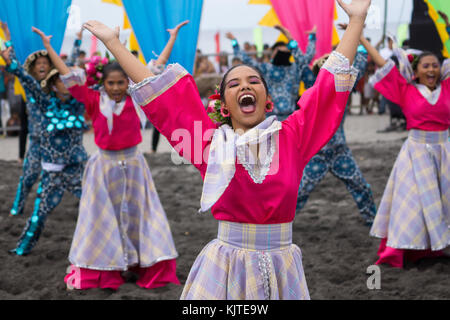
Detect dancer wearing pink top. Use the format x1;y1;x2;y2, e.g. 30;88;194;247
33;24;189;290
359;37;450;268
83;0;371;299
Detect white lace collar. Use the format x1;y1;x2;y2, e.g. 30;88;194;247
199;116;282;212
415;83;442;105
99;88;147;135
99;88;126;135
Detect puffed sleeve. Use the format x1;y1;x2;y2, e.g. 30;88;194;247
60;68;99;118
129;64;217;176
283;51;358;168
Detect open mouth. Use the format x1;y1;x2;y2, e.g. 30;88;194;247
111;93;123;101
238;93;256;114
426;73;437;85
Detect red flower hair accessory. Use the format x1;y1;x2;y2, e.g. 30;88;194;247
206;86;231;125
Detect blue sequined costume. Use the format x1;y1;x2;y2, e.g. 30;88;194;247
14;93;87;255
232;35;316;121
297;50;377;225
9;39;82;217
7;43;87;255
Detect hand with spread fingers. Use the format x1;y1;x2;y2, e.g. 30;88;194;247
83;20;120;46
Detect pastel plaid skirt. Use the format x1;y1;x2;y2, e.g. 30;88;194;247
68;146;178;271
370;129;450;251
180;221;310;300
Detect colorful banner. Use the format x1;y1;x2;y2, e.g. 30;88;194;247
251;0;337;60
425;0;449;57
121;0;203;74
0;0;72;63
270;0;335;60
410;0;445;58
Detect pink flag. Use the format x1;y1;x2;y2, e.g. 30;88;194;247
90;35;98;58
270;0;335;61
215;32;220;63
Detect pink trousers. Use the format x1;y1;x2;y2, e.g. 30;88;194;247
375;238;444;268
64;259;180;290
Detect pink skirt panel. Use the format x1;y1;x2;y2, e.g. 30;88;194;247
375;238;444;268
64;259;180;290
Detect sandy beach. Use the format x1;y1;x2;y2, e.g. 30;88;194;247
1;112;449;300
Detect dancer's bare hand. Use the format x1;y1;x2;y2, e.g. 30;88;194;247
0;21;11;41
274;25;293;40
337;0;371;20
32;27;53;48
438;10;449;26
76;26;84;40
83;20;120;46
225;32;236;40
0;47;12;65
167;20;189;37
306;26;317;34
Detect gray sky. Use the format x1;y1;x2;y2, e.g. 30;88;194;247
63;0;413;54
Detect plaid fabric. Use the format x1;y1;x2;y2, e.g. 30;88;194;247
129;63;188;106
370;130;450;250
60;68;87;88
368;59;395;88
200;117;281;213
181;221;309;300
321;51;359;93
69;146;178;271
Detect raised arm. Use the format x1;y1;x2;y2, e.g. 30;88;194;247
283;0;370;165
438;10;450;32
154;20;189;66
226;32;269;74
359;35;386;67
335;0;370;65
0;45;44;105
66;27;83;67
83;21;154;83
32;27;71;75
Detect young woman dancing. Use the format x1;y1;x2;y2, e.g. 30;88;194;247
82;0;370;299
1;21;53;218
33;25;185;290
360;34;450;268
1;30;87;256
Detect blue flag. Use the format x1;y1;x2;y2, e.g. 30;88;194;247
122;0;203;74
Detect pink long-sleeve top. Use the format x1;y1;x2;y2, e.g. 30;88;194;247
130;51;358;224
370;59;450;131
61;70;142;151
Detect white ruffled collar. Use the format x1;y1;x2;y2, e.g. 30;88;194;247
414;83;442;105
199;116;282;212
98;87;147;134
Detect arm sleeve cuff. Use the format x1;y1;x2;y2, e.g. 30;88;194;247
287;40;298;50
128;63;189;106
321;51;359;92
368;59;395;88
7;60;18;72
60;68;87;88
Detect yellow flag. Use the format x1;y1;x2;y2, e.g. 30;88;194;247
332;4;340;46
248;0;272;4
101;0;122;6
258;7;280;27
122;11;147;64
424;0;449;58
14;77;26;102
